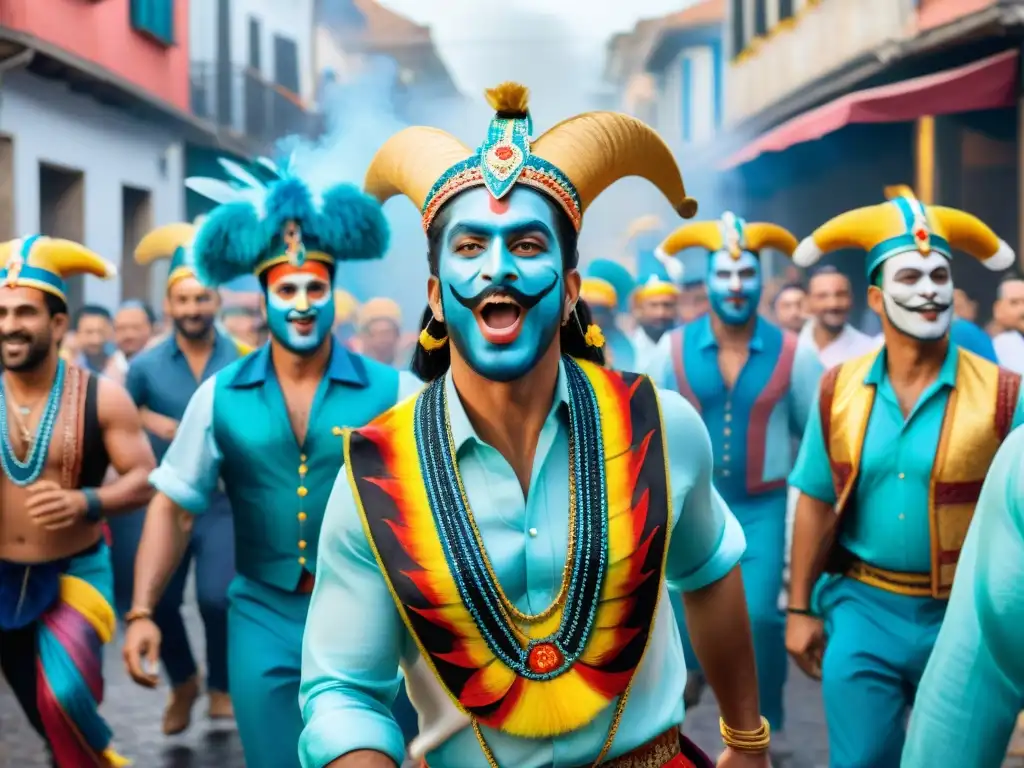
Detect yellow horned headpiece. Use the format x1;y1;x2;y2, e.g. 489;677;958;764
657;211;798;265
793;186;1014;277
134;223;198;287
364;82;698;232
0;235;116;302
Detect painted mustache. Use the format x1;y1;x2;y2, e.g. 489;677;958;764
448;275;559;311
286;308;318;321
895;298;951;313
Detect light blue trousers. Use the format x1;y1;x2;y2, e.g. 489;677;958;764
818;576;946;768
678;495;787;731
226;575;418;768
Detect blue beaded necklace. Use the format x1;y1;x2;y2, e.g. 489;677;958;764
414;356;608;681
0;359;67;486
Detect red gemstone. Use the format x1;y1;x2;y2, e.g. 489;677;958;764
915;228;927;240
527;643;563;674
494;146;514;161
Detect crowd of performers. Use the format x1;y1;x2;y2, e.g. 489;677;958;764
0;80;1022;768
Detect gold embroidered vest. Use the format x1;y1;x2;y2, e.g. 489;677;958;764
819;347;1019;598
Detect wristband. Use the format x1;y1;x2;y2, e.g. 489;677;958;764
82;489;103;523
124;607;153;624
786;606;814;616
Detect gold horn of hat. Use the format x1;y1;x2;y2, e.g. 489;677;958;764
26;237;116;279
792;205;901;268
531;112;697;219
658;222;723;256
745;223;799;257
930;207;1015;271
364;127;473;210
134;223;196;265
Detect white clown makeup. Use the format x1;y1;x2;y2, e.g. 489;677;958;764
265;261;336;354
879;250;953;341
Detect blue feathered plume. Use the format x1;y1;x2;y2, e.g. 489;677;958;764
185;156;390;287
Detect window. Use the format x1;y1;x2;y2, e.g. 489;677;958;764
273;35;300;94
754;0;768;37
779;0;795;19
681;57;692;144
131;0;175;46
731;0;746;58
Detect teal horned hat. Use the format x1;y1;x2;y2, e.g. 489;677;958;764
185;157;389;286
364;82;698;233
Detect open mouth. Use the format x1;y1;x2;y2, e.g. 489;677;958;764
291;317;316;335
476;295;523;345
908;302;949;322
726;296;746;307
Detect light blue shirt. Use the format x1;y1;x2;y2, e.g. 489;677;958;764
648;316;821;509
299;363;746;768
950;317;997;363
790;344;1024;573
902;424;1024;767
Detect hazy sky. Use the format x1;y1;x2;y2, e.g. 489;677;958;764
377;0;691;96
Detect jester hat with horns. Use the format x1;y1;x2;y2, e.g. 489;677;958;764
0;236;116;303
793;186;1015;277
656;211;799;266
363;82;698;233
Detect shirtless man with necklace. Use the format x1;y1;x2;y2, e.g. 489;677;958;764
0;235;156;767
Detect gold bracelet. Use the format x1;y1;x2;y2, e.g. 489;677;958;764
719;716;771;752
124;607;153;624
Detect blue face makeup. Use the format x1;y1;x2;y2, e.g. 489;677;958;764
438;186;565;382
265;266;336;355
707;249;762;326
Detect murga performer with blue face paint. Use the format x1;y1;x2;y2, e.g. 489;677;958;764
300;82;771;768
121;162;423;768
646;213;823;752
786;188;1023;768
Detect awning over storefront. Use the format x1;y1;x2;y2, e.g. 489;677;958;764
721;49;1018;169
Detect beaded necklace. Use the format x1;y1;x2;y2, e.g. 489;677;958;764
0;359;67;486
414;356;608;680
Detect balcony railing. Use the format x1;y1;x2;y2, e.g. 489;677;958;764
725;0;917;127
190;63;317;151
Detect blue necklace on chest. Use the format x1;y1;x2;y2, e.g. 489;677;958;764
0;360;67;486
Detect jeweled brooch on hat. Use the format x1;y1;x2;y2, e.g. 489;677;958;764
283;221;307;267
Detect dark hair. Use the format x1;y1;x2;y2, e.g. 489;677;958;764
44;292;68;318
117;299;156;325
411;193;604;382
73;304;111;328
772;282;805;308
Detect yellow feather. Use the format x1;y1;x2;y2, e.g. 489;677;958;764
484;82;530;116
500;670;609;736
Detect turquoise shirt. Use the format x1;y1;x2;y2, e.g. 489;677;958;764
648;315;822;511
902;425;1024;766
789;344;1024;573
605;328;636;371
149;341;423;591
299;362;747;768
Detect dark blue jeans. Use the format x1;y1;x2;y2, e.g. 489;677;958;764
109;496;235;692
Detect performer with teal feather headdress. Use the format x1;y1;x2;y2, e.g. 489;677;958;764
121;157;423;768
580;258;636;370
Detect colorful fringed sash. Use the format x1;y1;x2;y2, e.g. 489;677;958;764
345;358;671;754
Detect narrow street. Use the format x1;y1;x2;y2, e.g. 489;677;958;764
2;595;1021;768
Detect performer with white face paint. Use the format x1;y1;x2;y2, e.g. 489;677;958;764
647;212;823;753
121;161;423;768
785;188;1024;768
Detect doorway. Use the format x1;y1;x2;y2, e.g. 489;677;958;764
121;186;153;303
38;163;85;312
0;135;13;241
